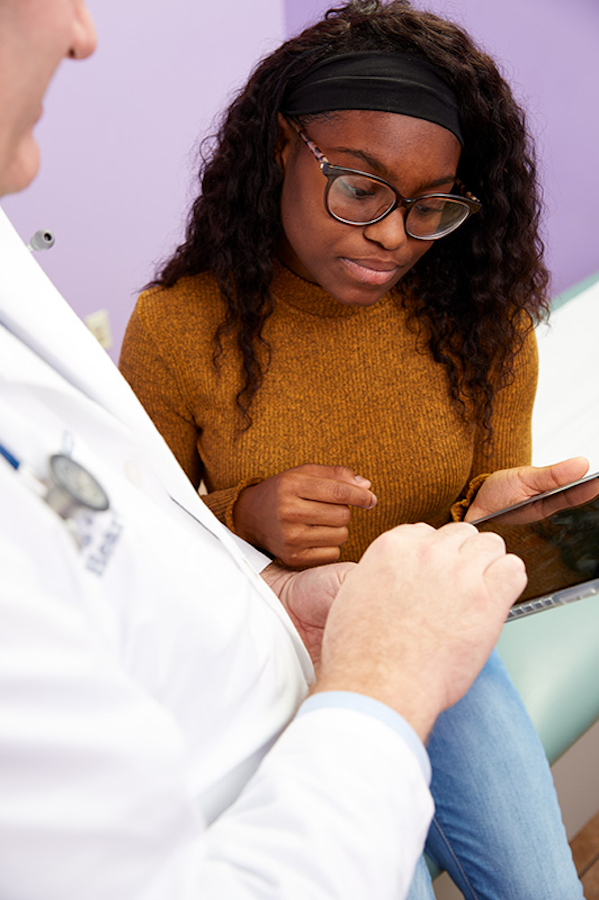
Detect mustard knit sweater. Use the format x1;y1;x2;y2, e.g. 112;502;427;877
119;261;538;562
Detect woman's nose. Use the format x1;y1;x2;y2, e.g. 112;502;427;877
362;207;409;251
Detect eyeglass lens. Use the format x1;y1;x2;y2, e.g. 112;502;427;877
327;172;470;238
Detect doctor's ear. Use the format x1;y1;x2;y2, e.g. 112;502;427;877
275;113;296;170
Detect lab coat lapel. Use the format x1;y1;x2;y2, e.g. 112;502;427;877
0;209;312;663
0;208;217;529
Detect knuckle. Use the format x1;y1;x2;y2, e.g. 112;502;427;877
279;472;298;493
371;529;399;554
440;521;476;536
319;546;341;564
332;465;352;480
477;530;506;551
289;546;319;568
339;506;351;525
281;502;303;524
330;481;350;503
398;521;432;538
282;549;303;568
301;555;324;569
373;522;430;555
284;536;300;551
338;527;349;544
284;527;307;549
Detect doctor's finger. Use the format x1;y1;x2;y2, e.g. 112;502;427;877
459;530;507;563
483;553;528;608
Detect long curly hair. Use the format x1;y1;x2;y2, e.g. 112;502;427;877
152;0;549;436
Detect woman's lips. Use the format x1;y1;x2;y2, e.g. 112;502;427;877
340;256;401;286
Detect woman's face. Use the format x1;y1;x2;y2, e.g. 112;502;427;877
277;109;461;307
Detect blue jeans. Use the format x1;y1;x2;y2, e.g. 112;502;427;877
406;650;583;900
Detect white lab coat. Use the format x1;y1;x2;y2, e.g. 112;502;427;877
0;208;433;900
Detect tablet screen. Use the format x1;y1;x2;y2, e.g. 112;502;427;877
472;473;599;604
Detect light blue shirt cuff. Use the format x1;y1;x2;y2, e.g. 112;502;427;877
298;691;431;784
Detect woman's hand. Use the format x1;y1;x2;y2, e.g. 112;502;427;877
234;464;377;567
464;456;590;523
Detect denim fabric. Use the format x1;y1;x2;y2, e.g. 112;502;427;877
406;650;583;900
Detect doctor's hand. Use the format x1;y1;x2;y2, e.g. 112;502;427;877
262;560;355;667
465;457;590;523
313;522;527;742
234;464;377;568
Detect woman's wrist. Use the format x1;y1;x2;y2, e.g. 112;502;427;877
232;482;265;547
450;473;490;522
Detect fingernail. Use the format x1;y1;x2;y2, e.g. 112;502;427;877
368;493;377;509
355;475;370;486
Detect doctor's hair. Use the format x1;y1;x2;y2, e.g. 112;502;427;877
153;0;549;434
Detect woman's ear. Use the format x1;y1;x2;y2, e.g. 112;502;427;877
275;113;295;170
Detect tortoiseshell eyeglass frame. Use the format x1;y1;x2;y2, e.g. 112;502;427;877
286;117;482;240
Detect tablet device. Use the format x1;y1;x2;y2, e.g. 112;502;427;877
472;472;599;620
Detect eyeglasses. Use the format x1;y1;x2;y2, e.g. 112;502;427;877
291;120;482;241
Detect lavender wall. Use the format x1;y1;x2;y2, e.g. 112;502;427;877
2;0;596;364
284;0;599;300
2;0;285;361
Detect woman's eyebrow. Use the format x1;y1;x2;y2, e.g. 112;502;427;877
413;173;458;192
331;145;393;177
330;145;457;192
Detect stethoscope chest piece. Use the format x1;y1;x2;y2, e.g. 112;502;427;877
45;453;110;519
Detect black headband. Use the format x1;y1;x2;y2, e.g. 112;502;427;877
282;51;463;146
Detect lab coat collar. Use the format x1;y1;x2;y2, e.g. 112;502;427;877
0;207;218;518
0;207;312;672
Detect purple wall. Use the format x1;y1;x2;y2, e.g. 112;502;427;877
284;0;599;299
2;0;285;361
2;0;596;365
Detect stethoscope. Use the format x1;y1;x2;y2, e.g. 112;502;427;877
0;441;110;539
0;256;110;528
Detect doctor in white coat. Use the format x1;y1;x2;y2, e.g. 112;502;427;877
0;2;533;899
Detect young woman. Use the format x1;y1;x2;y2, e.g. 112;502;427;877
120;2;585;896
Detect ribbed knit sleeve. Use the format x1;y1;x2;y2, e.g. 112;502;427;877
202;477;265;531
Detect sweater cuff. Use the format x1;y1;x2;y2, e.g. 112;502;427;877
201;477;264;532
450;473;490;521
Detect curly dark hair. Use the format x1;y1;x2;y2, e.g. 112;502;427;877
152;0;550;436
